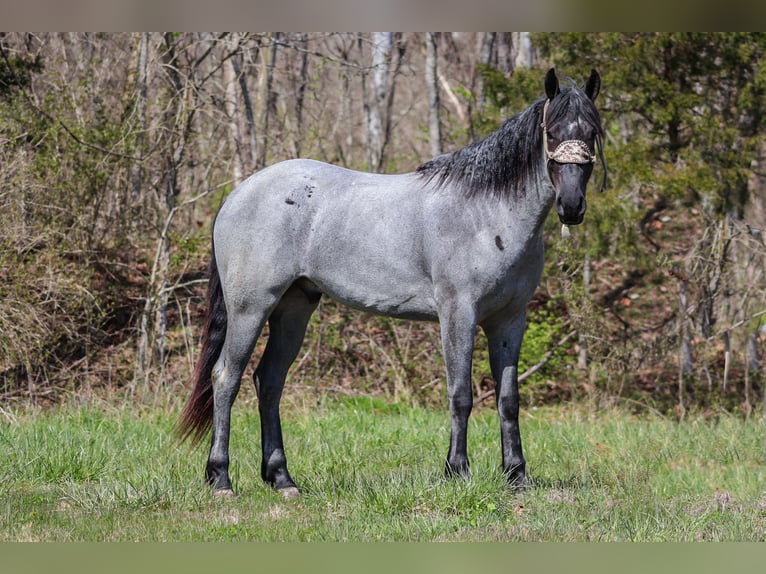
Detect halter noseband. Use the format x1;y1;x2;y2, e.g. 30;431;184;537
541;98;596;165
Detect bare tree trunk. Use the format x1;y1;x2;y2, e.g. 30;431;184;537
436;33;468;127
357;33;371;167
425;32;442;158
156;33;189;385
746;333;760;373
743;333;754;417
365;32;406;172
513;32;533;69
578;253;591;370
368;32;392;172
130;32;149;203
678;273;694;375
497;33;514;75
475;32;496;110
745;141;766;378
293;32;309;158
722;330;731;392
134;33;160;388
337;34;356;161
676;269;692;418
378;33;406;173
257;32;279;169
224;33;244;182
231;34;257;174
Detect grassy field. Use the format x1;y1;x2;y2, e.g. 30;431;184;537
2;395;765;541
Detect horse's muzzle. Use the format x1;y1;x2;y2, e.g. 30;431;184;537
555;194;586;225
558;213;584;225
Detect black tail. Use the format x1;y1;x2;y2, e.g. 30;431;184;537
176;244;227;446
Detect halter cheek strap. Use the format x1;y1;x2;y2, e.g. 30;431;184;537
541;99;597;165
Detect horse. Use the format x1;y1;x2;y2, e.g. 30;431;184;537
177;68;606;498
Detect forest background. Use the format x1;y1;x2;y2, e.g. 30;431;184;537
1;32;765;417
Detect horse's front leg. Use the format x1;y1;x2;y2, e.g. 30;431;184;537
438;299;477;478
483;312;527;486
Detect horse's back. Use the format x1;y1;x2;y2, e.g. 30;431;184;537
218;158;419;220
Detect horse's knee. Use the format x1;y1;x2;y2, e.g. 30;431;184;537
451;401;472;422
448;388;473;418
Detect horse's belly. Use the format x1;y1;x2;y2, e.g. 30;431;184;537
306;273;439;321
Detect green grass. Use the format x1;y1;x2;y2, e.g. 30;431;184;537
2;396;765;541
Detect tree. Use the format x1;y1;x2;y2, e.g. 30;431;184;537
535;32;766;405
365;32;406;172
425;32;442;157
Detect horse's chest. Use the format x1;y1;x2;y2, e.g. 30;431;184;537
475;240;544;318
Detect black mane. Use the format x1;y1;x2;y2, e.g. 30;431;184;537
416;85;603;199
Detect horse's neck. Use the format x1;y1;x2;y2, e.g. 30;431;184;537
485;121;554;236
500;176;556;238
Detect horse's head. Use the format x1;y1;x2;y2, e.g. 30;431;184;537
541;68;605;225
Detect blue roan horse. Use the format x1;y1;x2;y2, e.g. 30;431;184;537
178;68;605;498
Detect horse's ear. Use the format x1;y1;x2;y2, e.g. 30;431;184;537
545;68;560;100
585;68;601;102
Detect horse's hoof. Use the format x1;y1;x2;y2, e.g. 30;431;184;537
445;459;471;480
213;488;236;498
279;486;301;500
507;479;529;492
505;470;529;491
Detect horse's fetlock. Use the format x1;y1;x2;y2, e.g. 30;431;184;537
261;451;297;492
261;450;288;482
205;460;232;491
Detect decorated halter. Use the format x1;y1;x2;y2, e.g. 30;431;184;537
541;98;596;165
541;98;598;240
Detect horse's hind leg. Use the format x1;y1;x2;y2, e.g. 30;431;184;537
254;284;319;498
206;303;272;494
